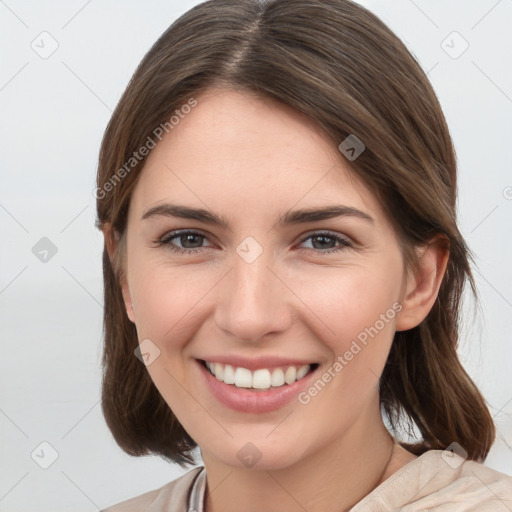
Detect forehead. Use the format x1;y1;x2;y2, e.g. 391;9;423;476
129;87;385;226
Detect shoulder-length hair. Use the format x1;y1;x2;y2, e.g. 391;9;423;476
95;0;495;467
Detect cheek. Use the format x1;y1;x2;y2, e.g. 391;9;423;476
127;263;219;410
296;265;401;407
301;265;401;344
129;260;218;349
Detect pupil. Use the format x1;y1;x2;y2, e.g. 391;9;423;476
182;234;202;248
313;235;333;249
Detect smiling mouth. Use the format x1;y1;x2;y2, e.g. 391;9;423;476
200;359;319;391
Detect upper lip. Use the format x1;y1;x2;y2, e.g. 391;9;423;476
197;355;318;372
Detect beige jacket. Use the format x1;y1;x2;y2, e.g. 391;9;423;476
101;450;512;511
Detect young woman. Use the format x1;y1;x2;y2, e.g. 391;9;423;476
96;1;512;510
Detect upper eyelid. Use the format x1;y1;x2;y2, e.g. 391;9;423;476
160;228;215;243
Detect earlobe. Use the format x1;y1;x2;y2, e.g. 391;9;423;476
120;279;136;324
395;236;449;332
101;222;136;324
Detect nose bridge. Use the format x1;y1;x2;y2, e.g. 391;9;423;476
214;238;290;342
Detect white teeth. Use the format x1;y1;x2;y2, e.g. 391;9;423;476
234;367;252;388
296;364;309;380
270;368;285;387
284;366;297;384
214;362;224;380
223;364;235;384
204;360;314;390
252;369;271;389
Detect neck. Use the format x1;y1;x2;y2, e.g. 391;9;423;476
201;403;397;512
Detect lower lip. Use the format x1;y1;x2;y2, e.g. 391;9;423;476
196;359;319;413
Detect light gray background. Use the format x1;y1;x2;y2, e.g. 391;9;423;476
1;1;511;511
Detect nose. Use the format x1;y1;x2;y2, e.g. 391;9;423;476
214;242;292;343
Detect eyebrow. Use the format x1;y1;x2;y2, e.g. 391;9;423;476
141;203;374;227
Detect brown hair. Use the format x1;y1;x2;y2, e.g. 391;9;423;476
95;0;495;467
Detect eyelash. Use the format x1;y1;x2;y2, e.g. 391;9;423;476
156;230;354;256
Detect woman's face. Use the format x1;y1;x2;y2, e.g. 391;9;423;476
119;87;413;470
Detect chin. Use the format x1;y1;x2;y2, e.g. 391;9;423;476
203;436;308;472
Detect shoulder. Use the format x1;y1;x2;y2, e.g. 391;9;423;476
440;452;512;509
101;466;204;512
352;450;512;511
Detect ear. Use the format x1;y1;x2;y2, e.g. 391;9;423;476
101;222;136;324
396;235;449;332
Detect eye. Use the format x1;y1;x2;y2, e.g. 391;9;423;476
298;232;353;255
157;230;213;255
156;230;353;256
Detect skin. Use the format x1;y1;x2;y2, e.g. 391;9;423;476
103;87;448;512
